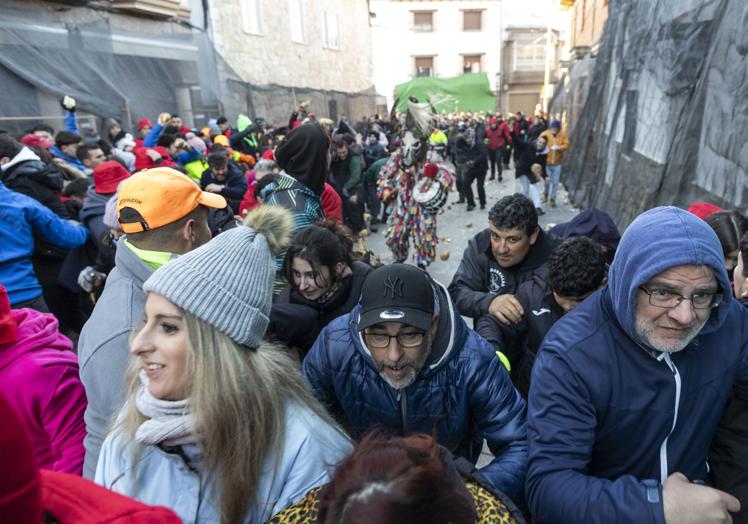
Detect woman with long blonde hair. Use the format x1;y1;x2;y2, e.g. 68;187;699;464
95;205;351;523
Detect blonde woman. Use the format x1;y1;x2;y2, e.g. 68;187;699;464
95;206;351;524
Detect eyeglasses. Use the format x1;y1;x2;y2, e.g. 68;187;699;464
638;286;722;310
364;331;425;348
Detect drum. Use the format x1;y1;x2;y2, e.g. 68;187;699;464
413;177;448;215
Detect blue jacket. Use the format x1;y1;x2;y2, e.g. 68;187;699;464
303;282;528;505
49;145;86;173
96;402;351;523
527;206;748;524
0;182;88;304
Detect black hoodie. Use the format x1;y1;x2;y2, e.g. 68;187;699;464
448;227;557;321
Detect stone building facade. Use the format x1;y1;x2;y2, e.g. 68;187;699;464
563;0;608;60
208;0;377;126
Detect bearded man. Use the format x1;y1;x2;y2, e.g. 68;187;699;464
303;263;528;506
526;206;748;524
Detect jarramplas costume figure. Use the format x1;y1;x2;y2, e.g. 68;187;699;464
526;206;748;524
378;98;454;268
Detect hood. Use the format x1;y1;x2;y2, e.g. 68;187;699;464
1;146;41;173
348;281;466;377
549;208;621;250
0;309;71;371
79;190;111;222
607;206;733;344
275;124;328;195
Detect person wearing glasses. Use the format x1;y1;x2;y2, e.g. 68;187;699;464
303;263;528;508
526;206;748;524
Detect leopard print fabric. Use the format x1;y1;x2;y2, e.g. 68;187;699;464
266;481;522;524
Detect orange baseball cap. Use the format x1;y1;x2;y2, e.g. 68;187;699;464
117;167;226;234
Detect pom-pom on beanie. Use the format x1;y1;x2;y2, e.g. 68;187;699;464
143;205;293;348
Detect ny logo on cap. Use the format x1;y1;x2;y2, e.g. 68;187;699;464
382;276;404;299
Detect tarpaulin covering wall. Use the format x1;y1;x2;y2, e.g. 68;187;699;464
554;0;748;228
0;2;219;134
394;73;496;113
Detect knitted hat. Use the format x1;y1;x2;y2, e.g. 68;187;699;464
0;285;17;346
185;132;207;154
143;205;294;347
20;134;53;149
136;118;152;131
687;201;724;220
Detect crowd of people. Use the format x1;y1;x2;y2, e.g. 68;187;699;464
1;93;747;524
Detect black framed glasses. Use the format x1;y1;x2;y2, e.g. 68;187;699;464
639;286;722;310
364;331;425;348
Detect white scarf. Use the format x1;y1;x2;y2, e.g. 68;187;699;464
134;372;196;446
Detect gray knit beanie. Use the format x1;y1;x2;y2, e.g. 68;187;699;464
143;205;294;348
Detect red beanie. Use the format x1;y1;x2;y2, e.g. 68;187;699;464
94;161;131;195
137;118;153;131
20;134;53;149
0;285;17;346
0;393;42;524
261;149;275;160
687;202;724;220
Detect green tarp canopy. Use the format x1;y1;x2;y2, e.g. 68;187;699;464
394;73;496;113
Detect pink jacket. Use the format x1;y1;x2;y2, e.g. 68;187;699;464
0;308;87;474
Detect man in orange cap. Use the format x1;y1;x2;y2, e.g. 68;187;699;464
77;167;226;478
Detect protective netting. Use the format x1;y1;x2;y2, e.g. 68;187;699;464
552;0;748;228
0;3;219;134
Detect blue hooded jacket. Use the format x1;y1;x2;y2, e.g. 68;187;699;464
526;207;748;524
0;182;88;303
303;282;528;505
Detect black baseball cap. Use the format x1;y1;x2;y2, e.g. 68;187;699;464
358;264;435;332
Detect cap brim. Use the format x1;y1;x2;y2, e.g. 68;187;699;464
359;307;433;332
198;191;228;209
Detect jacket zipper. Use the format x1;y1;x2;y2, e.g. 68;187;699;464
397;390;408;435
658;353;682;484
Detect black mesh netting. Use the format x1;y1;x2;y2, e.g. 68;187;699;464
552;0;748;228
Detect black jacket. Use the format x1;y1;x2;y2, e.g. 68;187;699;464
269;261;372;353
2;157;71;219
475;275;564;398
709;296;748;524
514;137;546;180
200;162;248;213
448;228;557;321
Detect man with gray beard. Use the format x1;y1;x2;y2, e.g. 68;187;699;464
526;206;748;524
303;263;528;506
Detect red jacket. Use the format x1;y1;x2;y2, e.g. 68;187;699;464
321;182;342;223
41;470;182;523
238;180;260;216
133;146;176;172
485;123;512;150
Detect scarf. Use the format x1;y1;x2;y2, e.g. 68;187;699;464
134;372;196;446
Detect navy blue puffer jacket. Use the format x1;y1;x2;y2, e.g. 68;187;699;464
303;282;528;505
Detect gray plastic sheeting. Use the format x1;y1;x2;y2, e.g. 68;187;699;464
553;0;747;228
0;4;219;133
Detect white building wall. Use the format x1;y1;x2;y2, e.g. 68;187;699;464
370;0;569;109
